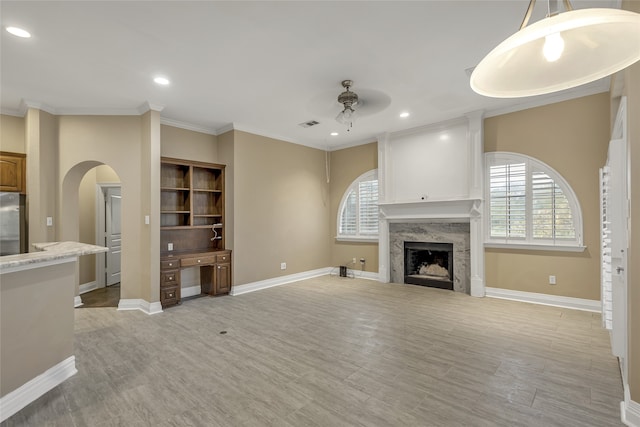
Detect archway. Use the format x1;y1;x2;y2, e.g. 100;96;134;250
60;161;127;307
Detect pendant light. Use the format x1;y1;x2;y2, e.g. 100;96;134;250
470;0;640;98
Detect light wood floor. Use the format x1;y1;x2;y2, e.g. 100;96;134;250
2;276;624;426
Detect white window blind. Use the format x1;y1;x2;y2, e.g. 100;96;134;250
486;153;582;248
338;170;378;239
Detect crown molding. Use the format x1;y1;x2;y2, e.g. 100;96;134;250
160;117;217;135
484;78;610;119
328;137;378;152
216;123;235;135
0;108;25;117
21;99;56;115
137;101;165;114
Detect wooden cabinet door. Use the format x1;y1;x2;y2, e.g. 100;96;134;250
0;153;25;193
214;263;231;294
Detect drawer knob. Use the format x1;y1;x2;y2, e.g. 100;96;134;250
218;266;221;269
168;276;173;280
169;293;174;298
198;259;201;263
169;263;173;267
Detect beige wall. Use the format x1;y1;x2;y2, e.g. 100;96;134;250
0;114;25;153
329;143;379;272
231;130;330;285
484;93;610;300
78;165;120;285
217;131;235;253
1;261;76;397
26;109;58;246
160;125;217;163
57;115;156;301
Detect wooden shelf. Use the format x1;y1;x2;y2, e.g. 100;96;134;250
160;157;226;250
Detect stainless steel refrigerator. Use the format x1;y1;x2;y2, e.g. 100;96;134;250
0;192;27;255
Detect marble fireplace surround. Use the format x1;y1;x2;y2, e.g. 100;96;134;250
377;199;485;297
390;222;470;293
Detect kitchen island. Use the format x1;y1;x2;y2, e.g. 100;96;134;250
0;242;107;422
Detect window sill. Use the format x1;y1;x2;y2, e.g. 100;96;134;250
484;242;586;252
335;236;379;243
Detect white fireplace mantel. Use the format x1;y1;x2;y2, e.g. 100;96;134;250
377;112;485;297
379;198;481;222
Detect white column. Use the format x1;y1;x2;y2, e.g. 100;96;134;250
377;133;391;283
466;111;485;297
469;200;485;297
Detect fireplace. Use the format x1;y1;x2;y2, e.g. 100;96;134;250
404;241;453;290
388;222;470;293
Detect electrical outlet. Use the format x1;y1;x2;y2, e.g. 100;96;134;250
281;262;286;270
549;275;556;285
352;257;357;264
46;217;53;226
168;243;173;251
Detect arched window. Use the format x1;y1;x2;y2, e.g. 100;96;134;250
485;152;584;250
337;169;378;241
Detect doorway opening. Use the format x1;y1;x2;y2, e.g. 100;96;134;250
77;165;121;308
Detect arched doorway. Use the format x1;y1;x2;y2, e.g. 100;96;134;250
60;161;126;308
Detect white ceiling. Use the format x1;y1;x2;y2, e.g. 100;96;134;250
0;1;619;150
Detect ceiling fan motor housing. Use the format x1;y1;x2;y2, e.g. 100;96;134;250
338;80;358;109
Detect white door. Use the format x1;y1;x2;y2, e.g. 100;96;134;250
105;187;122;286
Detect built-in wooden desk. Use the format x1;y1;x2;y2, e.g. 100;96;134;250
160;249;232;308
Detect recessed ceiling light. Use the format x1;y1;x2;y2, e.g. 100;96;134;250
399;112;410;118
153;76;170;85
6;26;31;38
330;132;339;136
440;134;450;141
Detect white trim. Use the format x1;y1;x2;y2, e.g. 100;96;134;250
117;299;163;315
74;295;83;308
79;280;100;294
484;242;586;252
181;285;202;298
328;268;379;281
485;287;600;312
230;267;332;296
484;79;610;119
622;387;640;426
0;356;77;422
335;236;379;243
160;117;217;135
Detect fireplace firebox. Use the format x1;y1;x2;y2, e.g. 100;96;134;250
404;241;454;290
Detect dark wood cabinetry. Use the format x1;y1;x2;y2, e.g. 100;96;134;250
160;158;231;308
0;152;26;193
160;250;232;307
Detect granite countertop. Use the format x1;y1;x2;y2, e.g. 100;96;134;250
0;241;108;272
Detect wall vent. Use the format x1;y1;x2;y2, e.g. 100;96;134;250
298;120;320;128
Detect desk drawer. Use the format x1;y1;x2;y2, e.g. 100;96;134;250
181;255;216;267
216;253;231;263
161;271;179;285
161;285;179;307
161;260;180;270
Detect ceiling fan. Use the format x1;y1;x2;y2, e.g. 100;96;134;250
306;80;392;131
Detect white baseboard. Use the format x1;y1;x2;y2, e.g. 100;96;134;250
78;281;100;295
485;287;600;312
327;267;379;281
622;383;640;426
181;285;201;298
231;267;332;296
0;356;77;422
117;299;163;315
73;295;83;308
